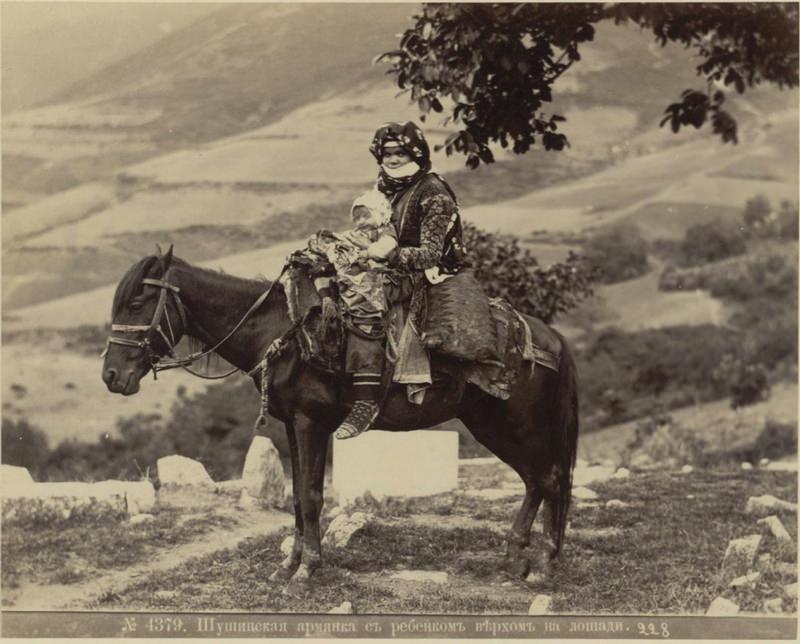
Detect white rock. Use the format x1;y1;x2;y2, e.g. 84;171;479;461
784;583;797;599
723;534;762;571
154;590;178;600
573;464;615;487
322;512;371;548
757;553;774;571
328;601;353;614
464;488;521;500
157;455;213;487
242;436;285;507
1;480;154;522
1;464;34;490
129;513;155;525
280;535;295;556
392;570;448;584
757;515;793;545
741;462;753;471
605;499;629;509
525;572;545;585
118;481;156;515
765;459;798;472
237;488;257;509
572;486;598;500
611;468;630;480
681;465;694;474
759;458;771;467
729;571;760;588
332;431;458;505
686;494;696;499
706;597;739;616
764;598;783;614
745;494;798;517
528;594;553;615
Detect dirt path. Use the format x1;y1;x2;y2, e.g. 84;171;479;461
5;506;292;610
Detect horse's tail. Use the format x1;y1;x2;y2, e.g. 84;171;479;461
549;329;579;556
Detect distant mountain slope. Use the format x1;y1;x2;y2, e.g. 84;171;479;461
1;2;220;113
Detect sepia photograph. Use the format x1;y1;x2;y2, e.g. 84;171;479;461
1;1;798;639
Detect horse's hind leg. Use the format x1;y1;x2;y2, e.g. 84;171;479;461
269;422;303;582
506;482;543;578
460;408;545;579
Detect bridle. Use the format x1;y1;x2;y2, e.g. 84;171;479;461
102;267;274;380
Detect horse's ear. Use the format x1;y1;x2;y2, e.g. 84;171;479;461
161;244;174;272
155;243;163;256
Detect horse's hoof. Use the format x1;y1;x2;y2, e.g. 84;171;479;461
508;557;531;580
269;566;295;583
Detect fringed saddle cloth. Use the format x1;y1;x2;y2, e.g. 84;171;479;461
388;297;561;403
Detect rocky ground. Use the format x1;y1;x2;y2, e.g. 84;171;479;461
3;450;796;615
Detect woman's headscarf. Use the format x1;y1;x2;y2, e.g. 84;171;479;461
370;121;432;197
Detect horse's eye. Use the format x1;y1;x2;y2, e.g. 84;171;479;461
129;299;144;311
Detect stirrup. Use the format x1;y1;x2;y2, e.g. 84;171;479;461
335;401;379;440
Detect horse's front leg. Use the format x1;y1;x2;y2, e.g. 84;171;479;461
288;411;330;584
269;422;304;582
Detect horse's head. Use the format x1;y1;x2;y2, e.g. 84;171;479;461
102;246;188;395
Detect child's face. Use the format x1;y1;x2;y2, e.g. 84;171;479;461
352;205;372;223
382;148;413;169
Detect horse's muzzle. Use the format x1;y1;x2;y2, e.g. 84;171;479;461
102;366;141;395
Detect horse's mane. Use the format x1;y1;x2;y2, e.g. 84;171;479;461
112;255;159;318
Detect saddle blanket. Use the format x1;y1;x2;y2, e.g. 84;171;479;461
389;297;561;402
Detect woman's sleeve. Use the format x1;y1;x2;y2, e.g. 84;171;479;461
392;192;455;271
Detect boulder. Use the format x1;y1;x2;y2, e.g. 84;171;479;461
784;583;797;599
759;458;771;467
322;512;371;548
392;570;448;584
745;494;797;517
741;462;754;471
528;594;553;615
157;455;213;487
572;486;598;500
611;467;631;480
681;465;694;474
129;513;156;526
706;597;739;616
237;488;257;509
573;464;615;487
764;598;783;614
757;515;793;545
525;572;545;585
729;571;760;588
328;601;353;614
280;535;295;556
722;534;762;572
606;499;630;509
2;481;127;522
1;464;34;489
112;480;156;515
242;436;285;507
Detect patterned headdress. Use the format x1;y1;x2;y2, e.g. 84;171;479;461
370;121;432;197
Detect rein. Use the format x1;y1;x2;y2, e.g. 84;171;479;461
103;267;275;381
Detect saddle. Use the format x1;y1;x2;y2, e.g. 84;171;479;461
280;255;561;401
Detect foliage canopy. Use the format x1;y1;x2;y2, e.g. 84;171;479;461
380;3;799;168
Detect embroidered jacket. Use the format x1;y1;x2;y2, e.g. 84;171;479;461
388;173;465;274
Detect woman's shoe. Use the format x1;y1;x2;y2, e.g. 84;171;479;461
335;401;379;439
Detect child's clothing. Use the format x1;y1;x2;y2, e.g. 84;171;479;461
308;190;397;323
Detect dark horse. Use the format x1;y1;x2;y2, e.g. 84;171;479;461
102;248;579;583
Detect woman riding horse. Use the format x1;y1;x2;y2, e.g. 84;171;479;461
330;120;465;440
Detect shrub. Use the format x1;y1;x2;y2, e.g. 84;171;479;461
750;420;798;460
623;413;708;468
729;363;771;409
463;222;597;322
580;223;649;284
1;418;50;480
681;218;746;265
